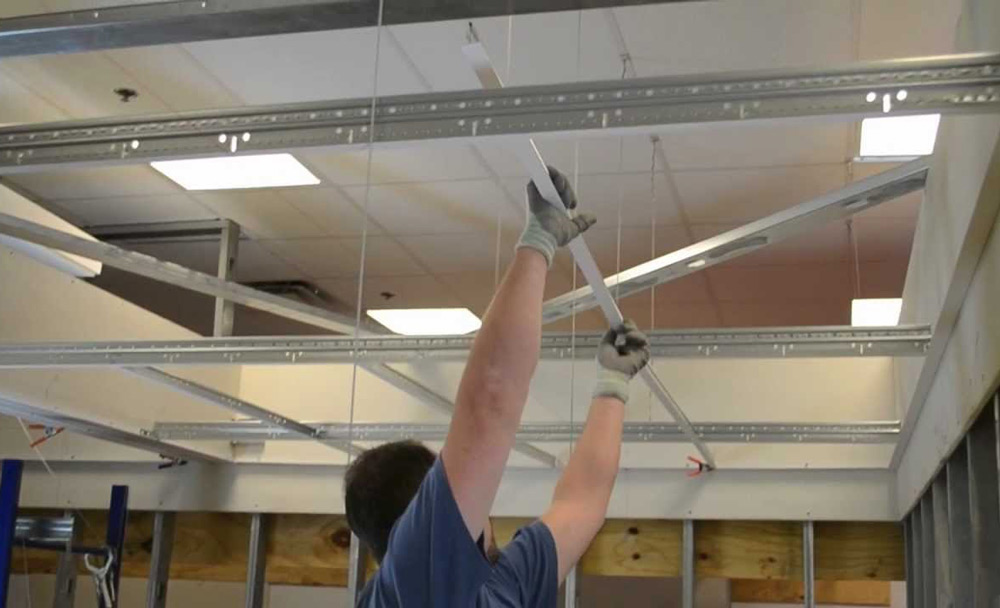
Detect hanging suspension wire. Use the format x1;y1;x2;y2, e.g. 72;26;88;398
346;0;387;460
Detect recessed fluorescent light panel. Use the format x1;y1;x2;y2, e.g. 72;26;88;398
150;153;320;190
859;114;941;158
851;298;902;327
367;308;482;336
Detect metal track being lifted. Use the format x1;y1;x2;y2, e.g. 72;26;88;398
151;420;901;444
0;325;931;368
0;53;997;173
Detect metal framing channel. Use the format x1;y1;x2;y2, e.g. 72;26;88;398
911;502;924;608
0;211;360;334
802;521;815;608
0;0;694;59
0;54;998;173
0;460;24;608
967;405;1000;607
946;441;973;608
213;219;240;338
931;471;952;606
245;513;268;608
541;160;929;323
346;533;369;605
105;485;129;608
0;325;932;368
52;512;77;608
682;520;694;608
151;420;900;444
903;517;914;608
363;363;558;466
0;395;226;463
563;566;578;608
145;511;176;608
919;493;936;605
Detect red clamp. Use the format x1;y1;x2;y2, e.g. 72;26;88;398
28;425;65;448
687;455;715;477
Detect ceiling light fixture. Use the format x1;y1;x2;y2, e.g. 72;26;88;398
151;153;320;190
851;298;902;327
858;114;941;160
367;308;482;336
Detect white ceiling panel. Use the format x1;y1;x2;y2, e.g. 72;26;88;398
344;179;515;235
399;232;500;275
583;224;691;274
55;193;214;227
857;0;963;60
707;262;852;302
857;259;909;299
675;164;848;223
659;123;851;170
260;237;363;279
192;189;328;239
183;28;426;104
719;299;850;328
304;144;491;186
127;239;300;283
614;0;855;77
0;72;67;124
8;166;178;201
280;186;376;238
853;216;919;263
318;274;464;311
336;236;426;277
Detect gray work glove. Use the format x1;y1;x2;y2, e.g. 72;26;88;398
593;319;651;403
516;166;597;267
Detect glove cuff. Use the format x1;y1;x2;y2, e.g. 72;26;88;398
516;218;556;267
592;368;631;403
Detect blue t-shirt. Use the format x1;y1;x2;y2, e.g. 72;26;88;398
357;458;558;607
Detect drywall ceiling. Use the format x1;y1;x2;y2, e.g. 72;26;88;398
0;0;961;332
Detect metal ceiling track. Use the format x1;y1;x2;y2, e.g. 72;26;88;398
0;0;698;59
542;158;930;323
151;420;901;445
0;53;998;173
0;325;931;368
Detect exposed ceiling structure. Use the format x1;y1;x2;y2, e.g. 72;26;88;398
0;0;963;334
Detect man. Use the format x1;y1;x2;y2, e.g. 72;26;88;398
345;167;651;607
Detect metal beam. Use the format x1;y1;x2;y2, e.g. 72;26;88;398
86;219;237;244
0;211;360;334
0;325;931;368
151;420;901;444
903;517;915;608
931;472;952;606
946;441;973;608
803;521;815;608
564;566;578;608
542;159;929;323
145;512;176;608
682;520;694;608
0;54;996;174
245;513;268;608
910;503;924;608
967;406;1000;607
919;493;936;606
0;395;227;463
213;220;240;338
0;0;697;59
363;363;558;467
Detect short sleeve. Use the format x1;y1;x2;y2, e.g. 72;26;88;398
360;458;493;607
487;521;559;608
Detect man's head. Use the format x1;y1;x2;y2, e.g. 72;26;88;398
344;440;436;562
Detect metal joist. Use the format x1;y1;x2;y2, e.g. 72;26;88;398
0;211;361;334
946;441;973;608
682;520;694;608
967;404;1000;608
541;159;930;323
146;512;176;608
0;325;932;369
919;493;936;605
150;420;900;444
0;54;998;173
911;502;924;608
931;472;952;606
803;521;815;608
245;513;268;608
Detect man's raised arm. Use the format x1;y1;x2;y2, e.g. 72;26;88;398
541;321;651;581
441;168;595;540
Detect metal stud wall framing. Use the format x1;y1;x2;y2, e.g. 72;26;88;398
904;392;1000;607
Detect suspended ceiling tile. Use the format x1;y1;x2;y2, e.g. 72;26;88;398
651;273;714;305
0;52;170;119
318;274;464;311
477;135;665;180
853;216;919;263
0;72;68;124
615;0;855;77
56;193;215;227
570;172;687;227
192;189;328;239
659;123;851;171
102;45;244;111
399;232;499;275
0;0;42;18
617;297;721;330
280;186;376;238
857;0;962;60
182;28;426;104
690;222;850;267
336;236;426;277
707;262;852;302
234;240;305;282
8;166;179;201
858;259;909;299
304;144;490;186
259;238;363;280
345;179;514;235
675;164;847;223
850;163;924;219
718;299;851;327
434;268;574;314
583;224;691;274
127;240;216;274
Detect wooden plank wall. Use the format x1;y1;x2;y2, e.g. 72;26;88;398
12;511;903;594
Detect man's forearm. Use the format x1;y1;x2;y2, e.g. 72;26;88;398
552;396;625;515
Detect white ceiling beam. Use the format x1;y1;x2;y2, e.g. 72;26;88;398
0;54;996;174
